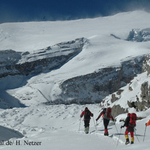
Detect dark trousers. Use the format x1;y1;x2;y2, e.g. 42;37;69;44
84;120;90;128
103;119;110;129
103;119;110;134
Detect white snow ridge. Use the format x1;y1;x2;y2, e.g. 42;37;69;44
0;10;150;150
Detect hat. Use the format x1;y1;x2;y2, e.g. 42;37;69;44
85;107;88;110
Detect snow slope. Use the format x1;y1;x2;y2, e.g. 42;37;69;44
0;10;150;150
0;104;150;150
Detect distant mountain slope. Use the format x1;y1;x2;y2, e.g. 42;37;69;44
0;11;150;108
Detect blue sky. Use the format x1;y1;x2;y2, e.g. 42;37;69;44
0;0;150;23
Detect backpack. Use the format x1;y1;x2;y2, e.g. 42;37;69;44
84;109;91;120
129;113;137;127
104;108;111;120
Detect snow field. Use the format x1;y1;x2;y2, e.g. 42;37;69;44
0;104;150;150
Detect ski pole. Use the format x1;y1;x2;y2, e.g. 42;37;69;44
117;128;122;146
134;128;140;142
78;118;81;132
143;125;147;142
93;117;97;131
114;122;119;133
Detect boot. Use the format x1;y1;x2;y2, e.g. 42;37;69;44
85;127;89;134
131;137;134;144
104;129;109;136
125;138;130;145
104;132;109;136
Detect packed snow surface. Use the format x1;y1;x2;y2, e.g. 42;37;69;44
0;10;150;150
0;104;150;150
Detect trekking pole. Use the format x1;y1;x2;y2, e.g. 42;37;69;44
78;118;81;132
134;128;140;142
93;117;97;131
143;125;147;142
114;122;119;133
117;128;122;146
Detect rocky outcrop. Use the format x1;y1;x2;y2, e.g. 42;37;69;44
111;28;150;42
0;38;87;78
127;28;150;42
111;105;127;118
126;82;150;112
140;82;150;102
142;54;150;75
139;82;150;109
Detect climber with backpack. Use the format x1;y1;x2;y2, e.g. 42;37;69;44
121;113;137;144
80;107;93;134
96;107;114;136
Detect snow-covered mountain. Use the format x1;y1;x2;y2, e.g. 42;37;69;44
0;38;86;78
1;11;150;106
0;10;150;150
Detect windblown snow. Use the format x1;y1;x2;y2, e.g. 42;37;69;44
0;10;150;150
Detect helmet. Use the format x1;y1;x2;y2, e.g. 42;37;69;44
85;107;88;110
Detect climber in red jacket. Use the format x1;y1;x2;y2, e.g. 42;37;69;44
80;107;93;134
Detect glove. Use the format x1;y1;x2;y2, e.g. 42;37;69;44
121;125;124;128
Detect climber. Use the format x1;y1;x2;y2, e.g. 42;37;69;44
96;107;114;136
121;113;137;144
80;107;93;134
